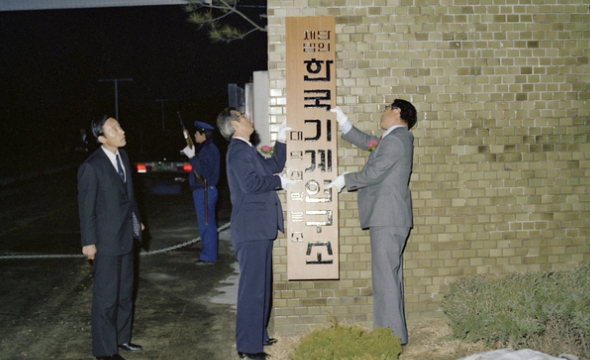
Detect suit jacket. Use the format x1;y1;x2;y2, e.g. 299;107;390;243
226;139;286;244
343;126;414;229
78;147;141;256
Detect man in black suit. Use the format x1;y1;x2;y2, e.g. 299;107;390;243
78;116;143;360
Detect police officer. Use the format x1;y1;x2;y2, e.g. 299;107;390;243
182;121;221;265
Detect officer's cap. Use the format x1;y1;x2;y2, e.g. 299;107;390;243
194;121;215;131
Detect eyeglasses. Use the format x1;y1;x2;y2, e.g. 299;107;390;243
235;113;247;120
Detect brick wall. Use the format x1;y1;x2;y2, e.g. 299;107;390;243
267;0;590;335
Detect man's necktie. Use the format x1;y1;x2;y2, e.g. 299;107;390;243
116;154;125;182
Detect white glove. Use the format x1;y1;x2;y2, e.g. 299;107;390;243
279;174;296;189
329;106;350;127
277;120;292;142
182;145;195;159
326;173;347;193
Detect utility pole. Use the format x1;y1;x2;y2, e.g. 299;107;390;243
155;98;169;133
98;78;133;120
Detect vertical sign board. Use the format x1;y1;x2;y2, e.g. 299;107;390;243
285;17;339;280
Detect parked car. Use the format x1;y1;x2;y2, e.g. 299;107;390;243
133;132;192;195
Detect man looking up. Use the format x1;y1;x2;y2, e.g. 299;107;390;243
78;116;144;360
216;108;293;360
327;99;417;346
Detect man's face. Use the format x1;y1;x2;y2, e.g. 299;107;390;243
99;118;126;150
380;104;403;130
230;110;254;137
194;130;206;144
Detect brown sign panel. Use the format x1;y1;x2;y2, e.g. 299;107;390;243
285;16;338;280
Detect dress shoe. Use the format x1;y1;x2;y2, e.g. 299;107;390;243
96;354;125;360
263;338;278;346
238;351;268;359
195;260;215;265
118;343;143;352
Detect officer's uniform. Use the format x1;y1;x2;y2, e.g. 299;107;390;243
188;121;221;263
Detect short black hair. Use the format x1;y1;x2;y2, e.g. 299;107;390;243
391;99;417;130
90;115;109;141
197;128;215;140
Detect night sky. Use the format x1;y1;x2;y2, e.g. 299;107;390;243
0;4;267;171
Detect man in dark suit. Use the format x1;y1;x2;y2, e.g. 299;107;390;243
216;108;293;360
78;116;144;360
328;99;417;346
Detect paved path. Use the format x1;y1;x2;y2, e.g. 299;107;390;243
0;169;243;359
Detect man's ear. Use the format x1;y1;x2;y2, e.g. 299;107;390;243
97;135;106;144
230;120;239;131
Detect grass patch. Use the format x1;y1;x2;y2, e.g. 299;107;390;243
440;263;590;358
289;317;402;360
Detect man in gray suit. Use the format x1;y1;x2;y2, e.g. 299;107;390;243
327;99;417;345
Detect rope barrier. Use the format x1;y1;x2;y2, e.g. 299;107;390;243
0;222;231;260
